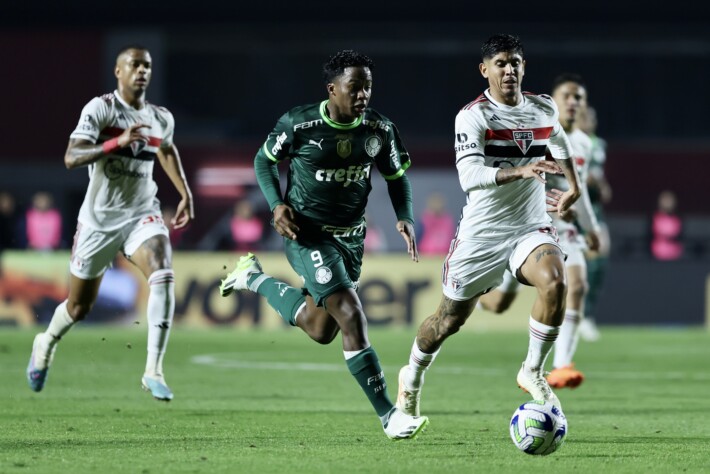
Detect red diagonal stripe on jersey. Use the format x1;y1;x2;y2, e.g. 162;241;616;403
485;126;554;141
101;126;163;147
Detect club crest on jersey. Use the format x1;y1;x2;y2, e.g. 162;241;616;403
336;134;352;158
130;140;147;156
513;130;534;154
364;135;382;158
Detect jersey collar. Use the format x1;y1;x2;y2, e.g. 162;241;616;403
319;100;363;130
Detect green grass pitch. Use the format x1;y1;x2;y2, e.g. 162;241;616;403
1;326;708;473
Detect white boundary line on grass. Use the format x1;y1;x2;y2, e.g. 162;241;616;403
190;353;710;381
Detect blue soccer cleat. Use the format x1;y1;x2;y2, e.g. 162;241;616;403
27;333;56;392
141;375;174;401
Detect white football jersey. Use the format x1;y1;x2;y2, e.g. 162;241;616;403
70;91;175;231
453;89;573;239
548;128;594;234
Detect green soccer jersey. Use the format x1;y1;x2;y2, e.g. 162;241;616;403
255;100;411;227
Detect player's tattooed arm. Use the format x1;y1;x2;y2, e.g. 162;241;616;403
495;161;562;185
416;297;477;353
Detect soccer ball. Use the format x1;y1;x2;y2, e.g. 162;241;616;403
509;400;567;455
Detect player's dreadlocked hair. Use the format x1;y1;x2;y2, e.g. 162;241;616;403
552;73;586;94
481;34;524;61
322;50;374;84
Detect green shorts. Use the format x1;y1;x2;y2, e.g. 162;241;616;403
283;223;365;307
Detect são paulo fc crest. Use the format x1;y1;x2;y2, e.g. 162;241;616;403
364;135;382;158
513;130;534;154
315;266;333;284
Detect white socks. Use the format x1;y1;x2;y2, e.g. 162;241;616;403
45;301;75;347
553;310;581;368
525;316;560;372
145;269;175;377
404;339;440;389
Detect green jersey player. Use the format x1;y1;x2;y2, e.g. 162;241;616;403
220;50;428;440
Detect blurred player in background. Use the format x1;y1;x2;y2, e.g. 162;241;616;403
26;46;194;401
577;104;611;341
220;50;428;440
396;34;583;417
478;73;601;389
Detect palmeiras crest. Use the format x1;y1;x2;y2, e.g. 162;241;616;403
336;133;352;158
364;135;382;158
513;130;534;154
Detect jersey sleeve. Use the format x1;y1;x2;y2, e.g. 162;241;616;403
160;108;176;149
69;97;110;144
255;112;293;163
455;109;499;191
375;123;411;180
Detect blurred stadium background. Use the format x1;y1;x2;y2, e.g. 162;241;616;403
2;1;710;329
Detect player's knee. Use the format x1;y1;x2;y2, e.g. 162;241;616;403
567;279;588;302
538;276;567;306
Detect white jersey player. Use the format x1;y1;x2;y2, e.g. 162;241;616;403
478;74;601;390
27;46;194;402
397;34;584;417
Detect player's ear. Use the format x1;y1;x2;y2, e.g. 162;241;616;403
479;62;488;79
326;82;336;96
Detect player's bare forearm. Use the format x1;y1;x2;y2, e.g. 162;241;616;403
495;161;562;186
64;139;105;169
494;166;524;185
554;158;581;196
157;145;192;200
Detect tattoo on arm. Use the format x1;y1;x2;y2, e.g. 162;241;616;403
535;248;563;263
495;167;521;185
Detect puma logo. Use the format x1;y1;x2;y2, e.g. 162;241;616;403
309;138;324;150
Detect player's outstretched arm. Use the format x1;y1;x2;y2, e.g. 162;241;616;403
156;144;194;229
64;123;150;169
495;160;563;186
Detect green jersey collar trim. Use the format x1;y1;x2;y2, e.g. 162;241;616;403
382;160;411;180
319;100;363;130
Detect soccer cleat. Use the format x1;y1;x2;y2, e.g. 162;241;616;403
578;318;601;342
546;364;585;389
396;366;421;416
516;363;562;409
141;375;174;401
383;407;429;441
219;253;263;297
26;333;56;392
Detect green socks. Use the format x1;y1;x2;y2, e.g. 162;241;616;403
345;346;394;418
247;274;305;326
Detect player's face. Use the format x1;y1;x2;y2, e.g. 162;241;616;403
479;52;525;104
552;81;587;127
115;49;152;93
327;66;372;122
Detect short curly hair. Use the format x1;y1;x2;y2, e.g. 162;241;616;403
481;34;524;61
322;50;374;84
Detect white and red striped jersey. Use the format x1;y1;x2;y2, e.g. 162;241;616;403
453;89;573;239
548;128;597;234
70;91;175;231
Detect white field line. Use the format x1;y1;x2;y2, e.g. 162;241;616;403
190;353;710;381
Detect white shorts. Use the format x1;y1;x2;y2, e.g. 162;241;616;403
442;227;562;301
557;226;586;268
70;213;169;279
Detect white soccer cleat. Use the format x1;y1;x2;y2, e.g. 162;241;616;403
383;407;429;441
141;374;174;401
219;253;263;297
27;333;57;392
516;363;562;409
578;318;601;342
396;365;421;416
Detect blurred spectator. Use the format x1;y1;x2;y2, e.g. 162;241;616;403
198;200;266;251
25;191;62;250
364;214;387;253
0;191;24;250
230;200;265;251
417;193;455;256
651;190;683;261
